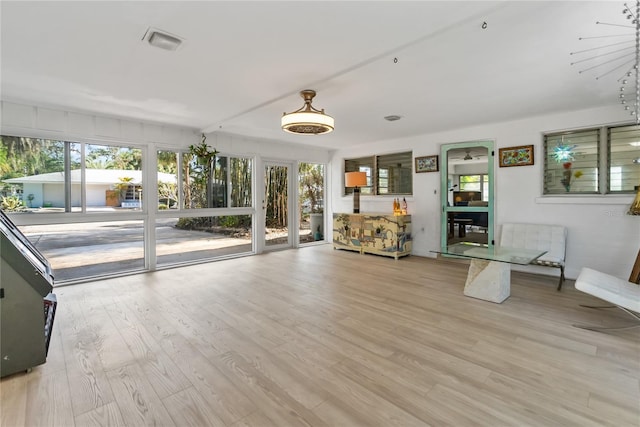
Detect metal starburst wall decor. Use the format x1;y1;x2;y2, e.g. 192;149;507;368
571;1;640;123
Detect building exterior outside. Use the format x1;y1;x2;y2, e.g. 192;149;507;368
2;169;176;209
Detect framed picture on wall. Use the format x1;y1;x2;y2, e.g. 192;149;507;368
498;145;534;167
415;155;439;173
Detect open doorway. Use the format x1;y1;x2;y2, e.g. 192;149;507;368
440;142;494;248
263;162;292;250
298;162;325;244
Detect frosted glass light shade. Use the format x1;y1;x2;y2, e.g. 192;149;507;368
281;112;334;135
345;171;367;214
281;89;334;135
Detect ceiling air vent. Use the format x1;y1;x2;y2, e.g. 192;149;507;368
142;27;183;51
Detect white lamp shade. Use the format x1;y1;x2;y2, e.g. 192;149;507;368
345;171;367;187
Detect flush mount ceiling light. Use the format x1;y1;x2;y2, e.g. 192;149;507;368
384;115;402;122
282;90;334;135
143;27;183;51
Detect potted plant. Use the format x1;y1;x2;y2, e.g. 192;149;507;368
313;223;323;241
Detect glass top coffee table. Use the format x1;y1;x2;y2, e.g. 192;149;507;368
434;243;547;303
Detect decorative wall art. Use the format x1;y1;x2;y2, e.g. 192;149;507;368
415;155;439;173
498;145;534;167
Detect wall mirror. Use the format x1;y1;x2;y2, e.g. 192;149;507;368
440;142;494;248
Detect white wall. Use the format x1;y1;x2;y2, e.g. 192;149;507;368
0;101;332;165
452;162;488;175
332;105;639;279
205;131;332;164
42;183;64;207
1;101;197;147
22;183;43;207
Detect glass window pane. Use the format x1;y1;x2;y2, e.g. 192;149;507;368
19;220;144;283
345;153;412;196
345;157;374;195
0;136;69;212
212;156;228;207
180;154;251;209
459;175;481;192
459;175;489;201
376;151;412;195
86;144;143;211
182;153;199;209
544;129;599;194
230;157;252;208
609;125;640;193
157;150;178;210
70;142;82;211
156;215;252;266
482;175;489;201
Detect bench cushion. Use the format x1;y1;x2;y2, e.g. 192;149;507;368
575;268;640;313
500;223;567;265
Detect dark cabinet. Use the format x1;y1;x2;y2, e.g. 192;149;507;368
1;210;56;378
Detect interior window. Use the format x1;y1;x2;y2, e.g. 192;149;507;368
544;129;599;194
459;174;489;201
608;125;640;193
345;156;374;195
376;152;412;195
344;151;412;196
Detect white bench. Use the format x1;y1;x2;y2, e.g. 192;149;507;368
574;267;640;331
499;223;567;290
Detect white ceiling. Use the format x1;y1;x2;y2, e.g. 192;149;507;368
0;1;630;150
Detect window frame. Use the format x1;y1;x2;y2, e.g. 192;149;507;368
543;124;638;196
1;135;148;213
344;151;413;196
607;124;640;194
459;174;489;201
156;149;253;211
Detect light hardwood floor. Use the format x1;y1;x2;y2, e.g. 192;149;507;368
2;245;639;426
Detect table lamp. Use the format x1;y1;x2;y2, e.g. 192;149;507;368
345;171;367;213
